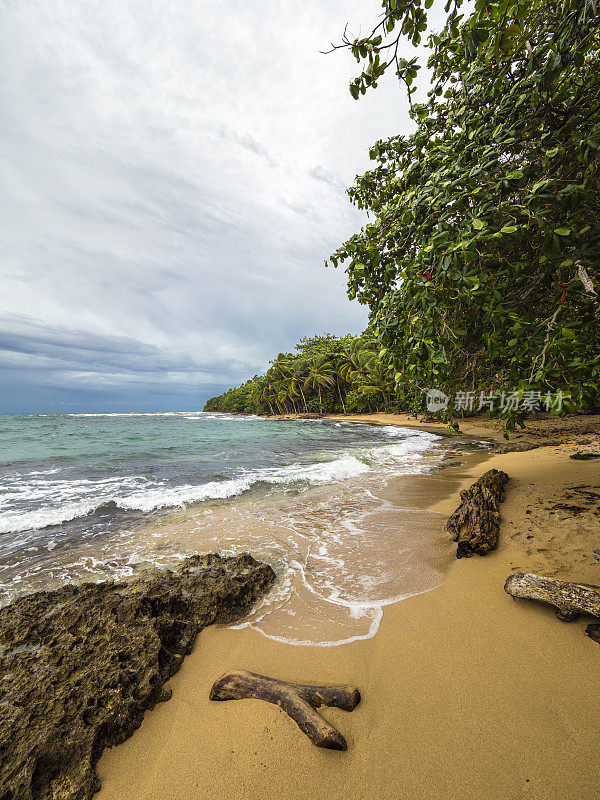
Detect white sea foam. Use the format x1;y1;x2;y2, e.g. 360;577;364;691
0;416;460;647
0;452;379;534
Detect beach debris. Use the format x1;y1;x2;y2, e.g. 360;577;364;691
209;669;360;750
504;572;600;621
0;553;275;800
549;503;587;515
446;468;510;558
569;452;600;460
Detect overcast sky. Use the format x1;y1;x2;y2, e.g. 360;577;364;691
0;0;423;412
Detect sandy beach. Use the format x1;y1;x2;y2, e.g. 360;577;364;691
97;413;600;800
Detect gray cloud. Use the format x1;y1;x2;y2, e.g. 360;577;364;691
0;0;417;411
309;165;345;190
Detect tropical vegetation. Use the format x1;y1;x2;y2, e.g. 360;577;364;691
207;0;599;426
329;0;600;425
204;333;397;415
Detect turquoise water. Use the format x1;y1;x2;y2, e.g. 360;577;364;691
0;412;440;534
0;412;470;642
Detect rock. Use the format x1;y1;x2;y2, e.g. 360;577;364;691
0;553;275;800
495;441;539;453
586;623;600;644
549;503;587;515
495;439;563;454
570;452;600;460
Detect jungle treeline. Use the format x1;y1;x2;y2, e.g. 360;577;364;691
203;333;398;415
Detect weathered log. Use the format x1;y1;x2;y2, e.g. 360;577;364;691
209;670;360;750
504;572;600;621
446;468;509;558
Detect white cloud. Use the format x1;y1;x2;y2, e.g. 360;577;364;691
0;0;419;410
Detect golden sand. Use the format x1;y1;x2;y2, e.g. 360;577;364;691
97;414;600;800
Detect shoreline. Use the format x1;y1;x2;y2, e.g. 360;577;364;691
96;413;600;799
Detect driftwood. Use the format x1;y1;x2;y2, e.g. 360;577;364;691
446;468;509;558
209;670;360;750
504;572;600;621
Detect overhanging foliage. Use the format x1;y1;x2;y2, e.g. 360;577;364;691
329;0;600;423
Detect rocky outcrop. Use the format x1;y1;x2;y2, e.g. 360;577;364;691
0;553;275;800
494;440;539;453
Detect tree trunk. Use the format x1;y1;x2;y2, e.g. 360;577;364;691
504;572;600;621
299;385;308;413
336;380;347;413
446;468;509;557
209;670;360;750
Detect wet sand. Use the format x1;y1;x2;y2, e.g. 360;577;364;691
97;414;600;800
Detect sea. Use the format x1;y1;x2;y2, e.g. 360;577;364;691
0;412;488;645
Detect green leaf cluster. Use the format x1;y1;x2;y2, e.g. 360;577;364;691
329;0;600;423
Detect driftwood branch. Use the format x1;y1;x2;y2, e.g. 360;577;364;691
209;670;360;750
504;572;600;621
446;469;509;558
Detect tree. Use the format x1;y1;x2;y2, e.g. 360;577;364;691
329;0;600;423
202;333;399;416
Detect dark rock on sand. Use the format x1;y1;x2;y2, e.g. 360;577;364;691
0;553;275;800
586;623;600;644
494;441;539;453
570;452;600;460
495;439;563;454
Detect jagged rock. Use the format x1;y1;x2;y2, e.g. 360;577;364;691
570;452;600;460
446;468;509;558
495;439;564;454
495;441;539;453
586;623;600;644
0;553;275;800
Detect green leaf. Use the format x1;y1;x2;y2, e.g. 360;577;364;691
500;225;517;234
554;228;571;236
472;218;485;230
561;328;576;339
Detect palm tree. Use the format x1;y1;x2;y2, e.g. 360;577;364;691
303;356;335;411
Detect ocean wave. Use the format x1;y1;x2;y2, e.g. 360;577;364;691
0;422;442;538
0;453;374;535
